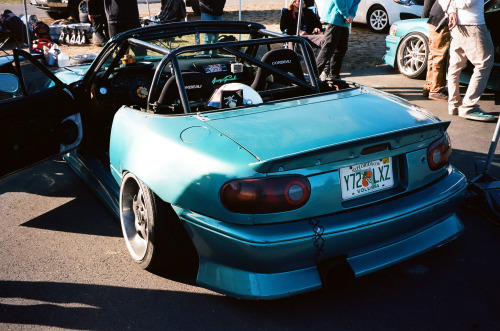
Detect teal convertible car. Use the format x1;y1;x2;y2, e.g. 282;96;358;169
0;20;466;299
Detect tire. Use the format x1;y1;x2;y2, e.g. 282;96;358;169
46;10;70;20
190;0;201;16
78;0;90;23
119;172;198;275
367;5;389;33
68;0;87;23
396;32;429;79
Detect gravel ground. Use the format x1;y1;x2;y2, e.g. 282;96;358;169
1;3;387;72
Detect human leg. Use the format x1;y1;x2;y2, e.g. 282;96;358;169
425;24;450;100
316;24;340;74
459;25;494;112
329;26;349;78
447;27;468;114
423;24;436;96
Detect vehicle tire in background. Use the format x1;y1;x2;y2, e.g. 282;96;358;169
78;0;90;23
396;32;429;79
47;10;70;20
119;172;198;277
367;5;389;33
68;0;86;23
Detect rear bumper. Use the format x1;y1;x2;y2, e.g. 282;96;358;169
177;166;467;299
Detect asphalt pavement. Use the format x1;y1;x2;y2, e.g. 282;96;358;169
1;63;499;330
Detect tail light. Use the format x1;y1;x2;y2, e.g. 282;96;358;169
427;133;451;170
220;176;311;214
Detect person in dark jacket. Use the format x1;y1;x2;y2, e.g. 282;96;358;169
280;0;325;51
103;0;141;38
199;0;226;18
158;0;186;23
87;0;108;46
422;0;450;101
199;0;226;53
0;10;28;44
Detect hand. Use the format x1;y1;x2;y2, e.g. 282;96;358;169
312;27;321;34
448;12;457;30
88;14;94;23
344;16;353;24
299;30;307;36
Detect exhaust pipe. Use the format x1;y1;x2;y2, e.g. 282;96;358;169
318;258;355;292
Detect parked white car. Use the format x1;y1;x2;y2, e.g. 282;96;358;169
355;0;423;32
317;0;423;33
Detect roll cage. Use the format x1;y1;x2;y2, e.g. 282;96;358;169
82;20;327;115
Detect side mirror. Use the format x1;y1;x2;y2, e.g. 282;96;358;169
0;73;21;100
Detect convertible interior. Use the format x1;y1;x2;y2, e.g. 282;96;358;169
87;31;358;118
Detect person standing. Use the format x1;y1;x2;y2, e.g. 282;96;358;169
103;0;141;38
443;0;495;121
199;0;226;46
280;0;325;50
158;0;186;22
422;0;450;101
0;10;28;44
87;0;108;46
315;0;360;80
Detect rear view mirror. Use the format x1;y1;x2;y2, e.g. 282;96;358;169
0;73;21;100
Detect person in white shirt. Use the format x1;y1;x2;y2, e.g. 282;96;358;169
441;0;495;121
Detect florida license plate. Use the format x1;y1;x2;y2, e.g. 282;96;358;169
340;157;394;200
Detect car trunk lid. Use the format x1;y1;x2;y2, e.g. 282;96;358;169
202;89;447;173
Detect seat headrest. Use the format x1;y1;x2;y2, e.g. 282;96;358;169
158;72;214;106
251;48;305;90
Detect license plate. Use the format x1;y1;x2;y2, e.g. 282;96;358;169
340;157;394;200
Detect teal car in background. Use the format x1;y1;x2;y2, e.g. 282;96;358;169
0;20;466;299
384;0;500;95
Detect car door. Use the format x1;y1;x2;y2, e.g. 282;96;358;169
0;49;83;177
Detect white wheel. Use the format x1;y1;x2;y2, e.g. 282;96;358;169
119;172;198;275
368;5;389;33
396;32;429;79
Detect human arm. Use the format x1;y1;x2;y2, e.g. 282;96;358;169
333;0;352;21
348;0;361;19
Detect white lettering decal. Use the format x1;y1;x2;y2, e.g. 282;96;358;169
271;60;292;65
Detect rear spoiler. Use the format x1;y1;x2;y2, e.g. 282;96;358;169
249;121;451;173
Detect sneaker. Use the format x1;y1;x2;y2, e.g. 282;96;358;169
319;71;327;81
448;107;458;115
429;92;448;102
459;107;496;122
423;88;430;97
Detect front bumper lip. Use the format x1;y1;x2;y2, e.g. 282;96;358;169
384;34;402;67
177;167;467;299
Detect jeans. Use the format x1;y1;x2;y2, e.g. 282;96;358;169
201;13;223;47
